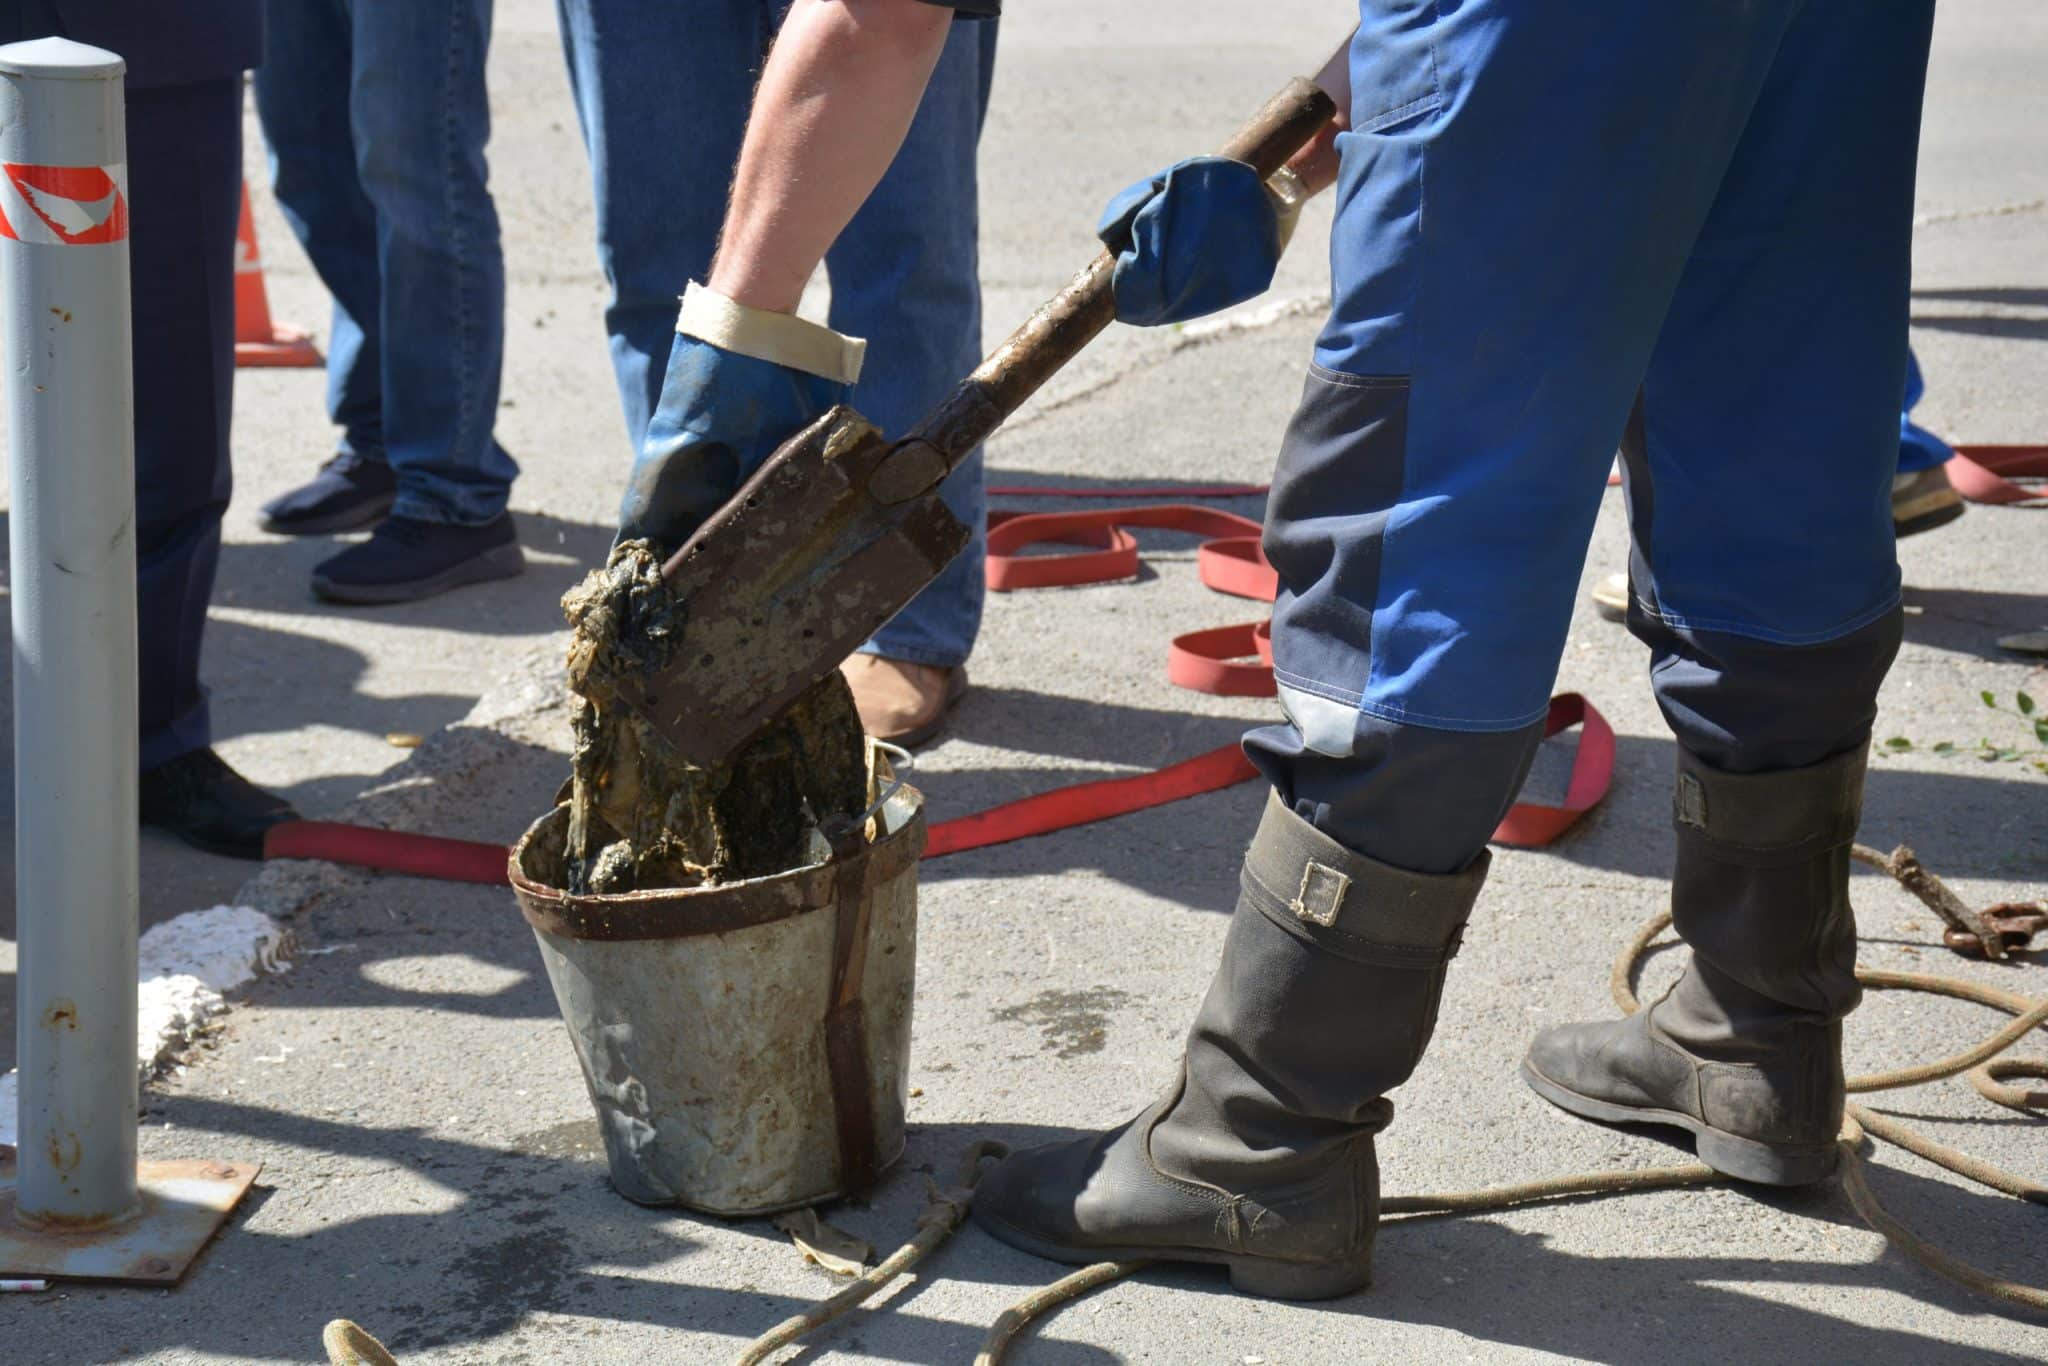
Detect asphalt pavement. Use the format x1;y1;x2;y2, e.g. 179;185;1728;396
2;1;2045;1361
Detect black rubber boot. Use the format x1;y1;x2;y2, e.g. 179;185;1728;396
1523;745;1866;1185
973;792;1489;1300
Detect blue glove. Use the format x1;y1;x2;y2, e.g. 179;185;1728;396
617;287;861;552
1097;156;1289;327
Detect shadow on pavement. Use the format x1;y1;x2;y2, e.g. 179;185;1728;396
1545;731;2048;883
1903;584;2048;661
99;1094;1118;1365
1911;285;2048;308
212;509;615;627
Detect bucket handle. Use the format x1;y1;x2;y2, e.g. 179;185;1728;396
859;740;915;832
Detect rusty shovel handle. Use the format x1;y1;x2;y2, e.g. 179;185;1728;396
902;76;1337;471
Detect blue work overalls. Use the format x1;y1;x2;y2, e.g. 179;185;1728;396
1253;0;1934;871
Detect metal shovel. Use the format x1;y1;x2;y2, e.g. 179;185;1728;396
591;76;1337;768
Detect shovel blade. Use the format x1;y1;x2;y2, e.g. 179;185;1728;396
602;407;971;767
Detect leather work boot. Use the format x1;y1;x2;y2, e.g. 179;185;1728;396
839;654;967;747
1523;745;1866;1185
141;747;300;860
973;792;1489;1300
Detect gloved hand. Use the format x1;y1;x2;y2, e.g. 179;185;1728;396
1096;157;1308;327
616;281;867;551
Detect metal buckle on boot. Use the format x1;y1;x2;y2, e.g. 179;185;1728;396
1291;861;1350;927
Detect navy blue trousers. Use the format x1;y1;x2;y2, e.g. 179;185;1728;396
131;79;240;769
1250;0;1930;871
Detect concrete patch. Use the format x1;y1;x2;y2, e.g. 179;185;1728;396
0;904;292;1148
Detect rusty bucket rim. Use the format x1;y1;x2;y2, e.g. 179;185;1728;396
508;784;927;943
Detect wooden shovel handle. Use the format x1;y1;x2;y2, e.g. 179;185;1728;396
899;76;1337;474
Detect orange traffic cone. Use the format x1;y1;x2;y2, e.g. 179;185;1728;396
234;182;322;368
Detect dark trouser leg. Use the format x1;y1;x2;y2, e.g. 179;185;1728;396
129;80;241;770
1524;0;1932;1183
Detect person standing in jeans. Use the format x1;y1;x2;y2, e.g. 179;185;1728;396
254;0;525;605
556;0;998;744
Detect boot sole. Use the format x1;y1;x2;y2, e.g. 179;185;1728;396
972;1204;1370;1302
1893;497;1966;539
1520;1057;1836;1186
312;541;526;605
259;492;398;537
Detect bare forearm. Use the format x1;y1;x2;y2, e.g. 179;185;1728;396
1286;30;1356;195
708;0;953;314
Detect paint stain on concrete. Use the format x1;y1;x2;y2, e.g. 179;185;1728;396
994;987;1135;1058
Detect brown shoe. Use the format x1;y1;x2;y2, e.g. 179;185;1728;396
1589;570;1630;622
839;655;968;747
1892;465;1965;538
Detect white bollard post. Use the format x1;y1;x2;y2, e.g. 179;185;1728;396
0;37;140;1230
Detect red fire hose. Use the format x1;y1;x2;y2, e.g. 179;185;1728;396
263;488;1614;880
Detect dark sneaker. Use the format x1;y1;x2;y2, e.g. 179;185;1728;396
312;513;525;605
1892;465;1965;538
140;748;298;860
259;451;398;536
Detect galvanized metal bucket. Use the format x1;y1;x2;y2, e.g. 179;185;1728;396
509;754;926;1217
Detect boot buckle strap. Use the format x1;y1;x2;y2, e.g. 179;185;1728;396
1291;860;1351;927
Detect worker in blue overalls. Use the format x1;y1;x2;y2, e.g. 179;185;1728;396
0;1;300;858
619;0;1934;1300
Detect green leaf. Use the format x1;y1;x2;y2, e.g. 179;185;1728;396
1982;690;1999;708
2034;719;2048;746
1932;741;1957;755
1994;747;2021;762
2019;691;2036;715
1884;736;1913;750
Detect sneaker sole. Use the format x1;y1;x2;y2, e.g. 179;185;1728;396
311;541;526;605
259;493;399;537
971;1203;1371;1302
1520;1056;1836;1186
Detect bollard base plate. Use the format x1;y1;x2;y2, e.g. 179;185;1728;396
0;1150;260;1284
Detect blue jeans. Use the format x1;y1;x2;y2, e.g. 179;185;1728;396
555;1;996;667
255;0;518;526
1897;348;1953;475
1250;0;1930;871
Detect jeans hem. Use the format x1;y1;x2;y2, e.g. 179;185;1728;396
390;494;505;528
856;640;970;670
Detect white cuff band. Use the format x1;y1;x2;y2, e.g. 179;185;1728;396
676;281;867;385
